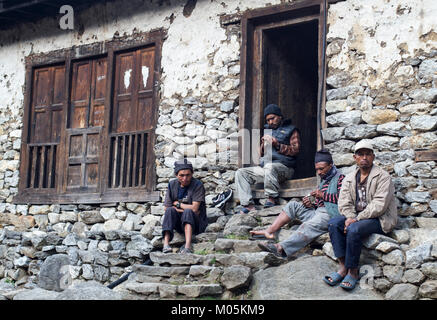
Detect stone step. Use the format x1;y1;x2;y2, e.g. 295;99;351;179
126;263;254;299
214;238;262;253
125;281;223;299
149;251;286;270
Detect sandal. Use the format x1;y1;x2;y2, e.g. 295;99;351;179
323;272;345;286
258;242;286;258
249;230;277;241
339;274;359;291
162;245;172;253
179;246;193;254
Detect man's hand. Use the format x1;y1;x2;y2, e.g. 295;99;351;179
311;189;324;199
262;135;279;148
302;196;313;208
344;218;357;233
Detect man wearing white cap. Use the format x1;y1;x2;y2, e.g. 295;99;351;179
323;140;397;291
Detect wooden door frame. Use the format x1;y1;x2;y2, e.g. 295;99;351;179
239;0;331;196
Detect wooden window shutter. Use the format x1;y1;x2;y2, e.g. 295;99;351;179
24;65;65;190
64;58;107;192
109;46;156;190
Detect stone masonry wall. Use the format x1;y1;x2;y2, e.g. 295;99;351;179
0;0;436;299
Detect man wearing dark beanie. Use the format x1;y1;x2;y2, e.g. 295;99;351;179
235;104;301;214
251;149;345;260
161;159;208;254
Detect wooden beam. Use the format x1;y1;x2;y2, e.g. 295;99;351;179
250;177;318;199
415;149;437;162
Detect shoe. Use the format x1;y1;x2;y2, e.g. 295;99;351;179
211;190;233;209
263;201;276;208
263;197;278;208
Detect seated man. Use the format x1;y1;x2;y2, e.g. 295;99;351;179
235;104;301;214
324;140;397;291
252;149;344;258
161;159;208;254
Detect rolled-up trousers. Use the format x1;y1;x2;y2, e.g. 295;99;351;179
162;207;199;241
235;162;294;206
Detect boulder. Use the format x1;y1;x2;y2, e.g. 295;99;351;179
408;229;437;249
79;211;105;224
385;284;418;300
38;254;72;292
420;262;437;279
376;241;400;253
362;234;397;249
402;269;426;284
220;265;251;291
405;243;433;268
381;250;405;266
177;284;222;298
13;288;60;300
419;280;437;299
57;281;123;300
251;255;382;300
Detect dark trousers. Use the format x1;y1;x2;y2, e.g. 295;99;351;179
162;207;198;241
328;215;385;269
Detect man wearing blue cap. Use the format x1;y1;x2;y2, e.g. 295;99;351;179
161;159;207;254
235;104;301;214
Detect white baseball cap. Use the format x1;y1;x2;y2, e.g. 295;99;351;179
354;140;374;153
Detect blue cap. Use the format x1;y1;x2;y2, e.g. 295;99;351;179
264;104;283;119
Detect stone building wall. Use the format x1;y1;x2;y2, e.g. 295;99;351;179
0;0;436;298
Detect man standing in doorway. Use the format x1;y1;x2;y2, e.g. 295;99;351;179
324;140;397;291
235;104;301;214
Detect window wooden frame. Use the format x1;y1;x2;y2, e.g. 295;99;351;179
239;0;330;197
14;29;165;204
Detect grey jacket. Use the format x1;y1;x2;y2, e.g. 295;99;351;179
338;165;398;233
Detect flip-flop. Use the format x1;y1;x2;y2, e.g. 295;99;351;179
162;245;172;253
339;274;359;291
323;272;345;286
249;234;270;240
258;242;286;258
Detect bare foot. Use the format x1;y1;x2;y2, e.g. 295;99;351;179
249;229;275;240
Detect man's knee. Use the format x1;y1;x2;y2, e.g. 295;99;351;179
182;209;195;216
328;216;345;231
164;207;177;215
235;167;250;182
346;222;364;239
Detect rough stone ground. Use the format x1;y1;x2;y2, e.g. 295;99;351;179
0;206;408;300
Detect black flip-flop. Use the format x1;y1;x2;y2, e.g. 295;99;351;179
249;234;269;240
258;242;286;258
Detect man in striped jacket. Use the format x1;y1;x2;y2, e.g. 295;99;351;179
251;149;344;258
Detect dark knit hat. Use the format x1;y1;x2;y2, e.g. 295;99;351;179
174;159;193;175
314;149;333;164
263;104;283;119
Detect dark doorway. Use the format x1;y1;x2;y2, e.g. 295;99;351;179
262;20;319;179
